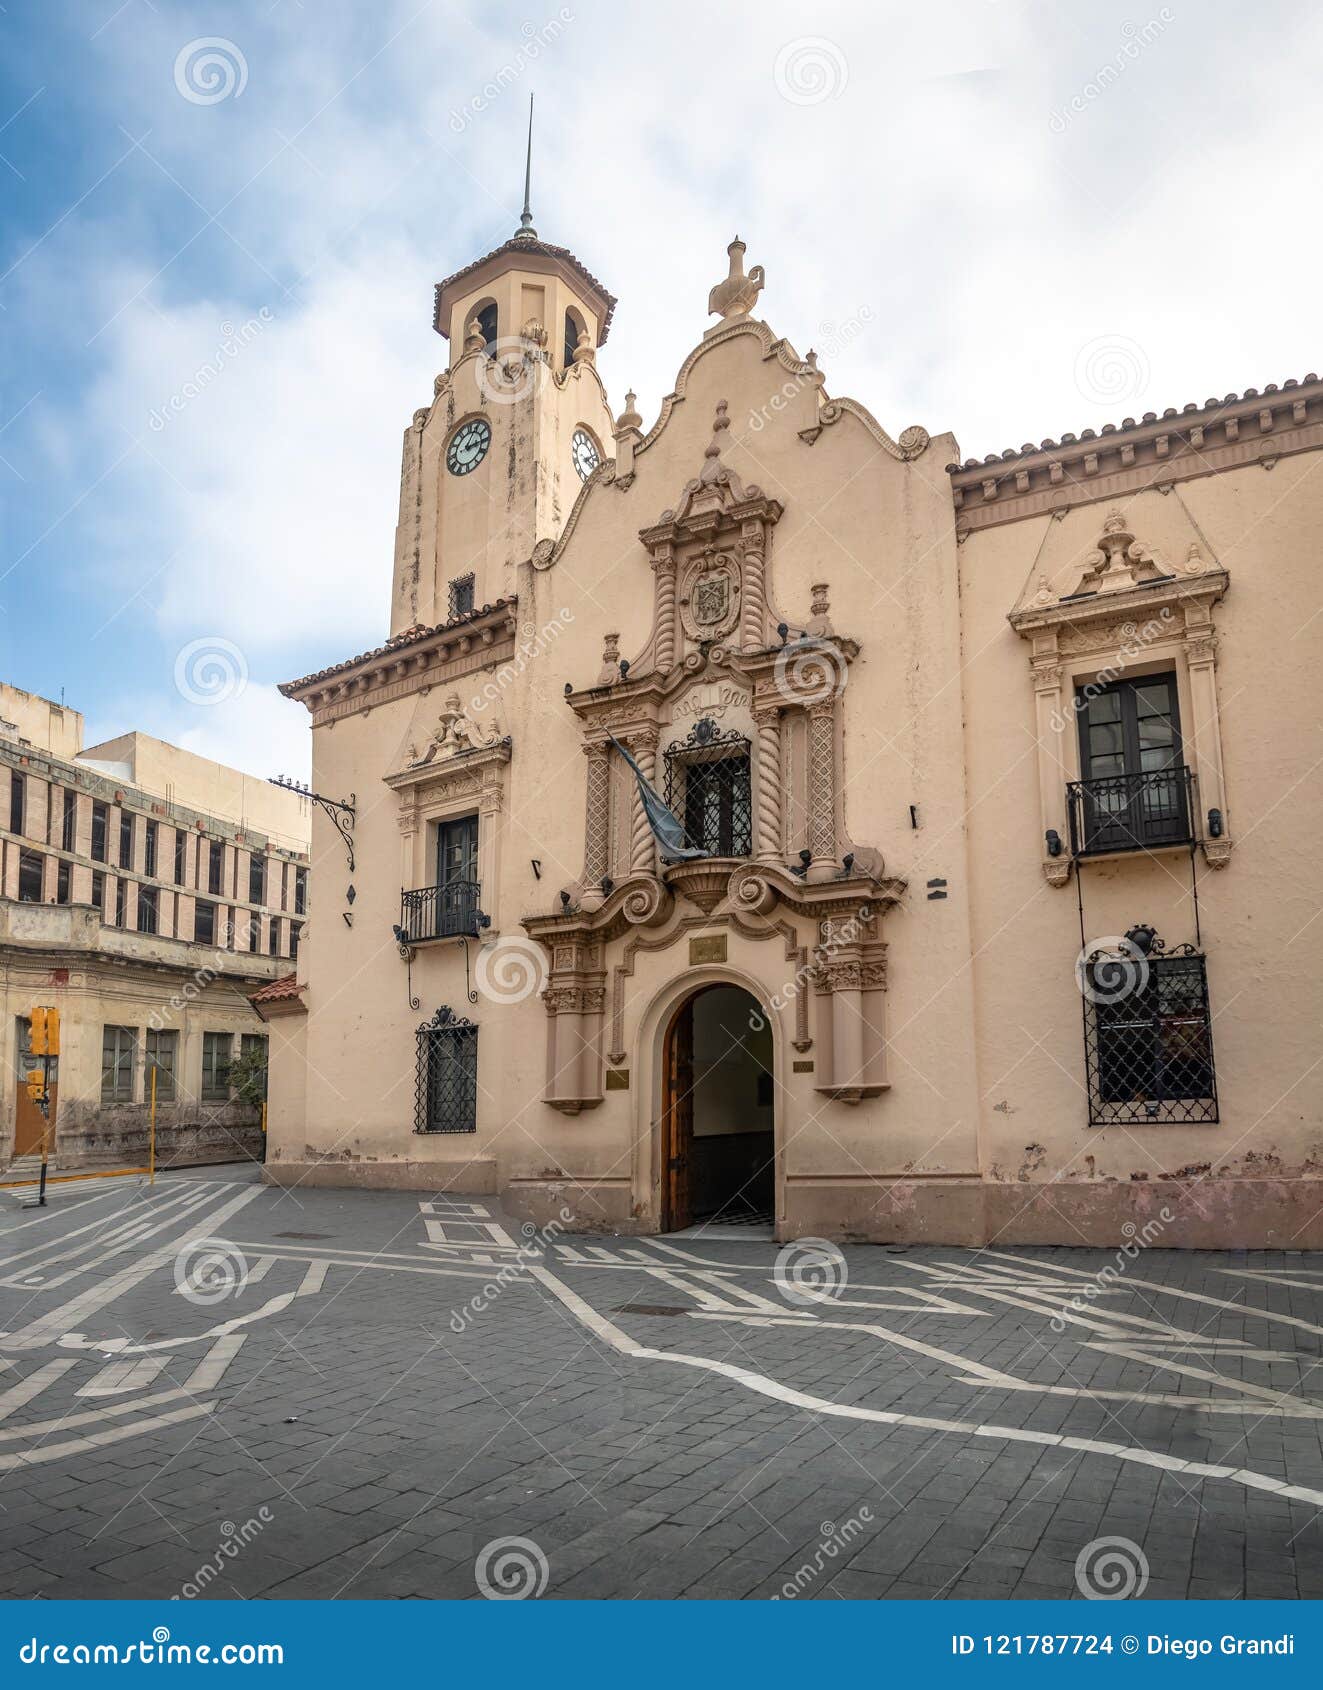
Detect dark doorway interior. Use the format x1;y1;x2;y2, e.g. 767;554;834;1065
663;983;773;1231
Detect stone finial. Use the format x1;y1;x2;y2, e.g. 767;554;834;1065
1183;541;1206;574
572;328;595;366
463;317;485;354
700;400;731;485
707;236;765;322
616;390;643;433
597;632;621;687
808;583;834;637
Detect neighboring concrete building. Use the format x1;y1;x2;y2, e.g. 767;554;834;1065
0;683;311;1171
265;214;1323;1248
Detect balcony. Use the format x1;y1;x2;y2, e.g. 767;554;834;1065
400;880;482;942
1066;766;1195;858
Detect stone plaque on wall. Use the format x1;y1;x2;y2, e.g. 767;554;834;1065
689;934;727;965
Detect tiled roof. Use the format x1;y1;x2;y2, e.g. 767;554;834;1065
433;234;617;343
280;597;518;696
250;973;300;1004
949;373;1320;473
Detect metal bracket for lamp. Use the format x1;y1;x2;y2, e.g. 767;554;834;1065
453;912;492;1004
392;925;420;1011
270;777;357;872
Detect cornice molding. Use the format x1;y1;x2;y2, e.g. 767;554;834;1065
951;377;1323;534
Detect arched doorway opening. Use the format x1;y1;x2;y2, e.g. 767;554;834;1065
662;983;774;1232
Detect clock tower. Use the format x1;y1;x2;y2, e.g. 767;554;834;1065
390;114;617;634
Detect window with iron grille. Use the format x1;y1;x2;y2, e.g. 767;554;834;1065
415;1007;478;1133
101;1025;136;1103
1081;929;1217;1125
663;719;753;858
201;1031;232;1102
145;1029;177;1102
448;574;475;617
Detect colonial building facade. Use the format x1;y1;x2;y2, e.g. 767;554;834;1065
0;683;310;1173
266;220;1323;1248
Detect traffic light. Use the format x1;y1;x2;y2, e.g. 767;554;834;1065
25;1068;46;1104
29;1006;60;1057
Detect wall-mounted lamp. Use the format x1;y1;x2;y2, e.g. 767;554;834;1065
1207;808;1223;839
619;659;630;678
1045;828;1063;858
777;622;789;645
559;889;572;909
789;848;812;879
600;876;614;896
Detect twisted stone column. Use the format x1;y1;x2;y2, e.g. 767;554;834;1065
808;700;837;876
628;729;660;876
753;705;783;863
741;547;766;650
653;551;678;671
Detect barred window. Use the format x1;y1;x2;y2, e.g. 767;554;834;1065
449;574;475;617
415;1007;477;1134
664;719;752;858
1082;931;1217;1125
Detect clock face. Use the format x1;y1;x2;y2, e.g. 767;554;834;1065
447;417;491;476
571;427;601;481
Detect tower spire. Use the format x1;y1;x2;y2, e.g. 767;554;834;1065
517;93;536;239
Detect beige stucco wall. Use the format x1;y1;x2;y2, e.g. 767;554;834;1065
959;460;1323;1241
0;683;83;761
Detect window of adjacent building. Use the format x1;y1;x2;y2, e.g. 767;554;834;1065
144;820;158;877
240;1032;267;1065
201;1031;232;1102
194;900;215;946
47;785;60;845
137;885;158;935
9;772;24;836
56;860;71;904
101;1025;136;1103
294;867;306;915
448;573;475;617
208;839;224;894
17;850;43;902
144;1028;177;1102
290;922;302;962
91;802;107;863
114;877;127;927
280;861;288;910
174;828;187;885
249;854;266;906
1072;674;1189;854
268;918;280;957
91;870;104;917
415;1012;477;1133
663;720;754;859
62;789;76;853
119;811;134;868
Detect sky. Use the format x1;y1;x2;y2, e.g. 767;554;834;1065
1;1;1319;782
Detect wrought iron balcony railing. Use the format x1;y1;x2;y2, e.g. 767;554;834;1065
1066;765;1195;857
400;880;481;942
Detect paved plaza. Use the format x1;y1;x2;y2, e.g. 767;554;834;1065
1;1165;1321;1601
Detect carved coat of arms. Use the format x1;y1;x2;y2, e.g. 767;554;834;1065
693;569;730;627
